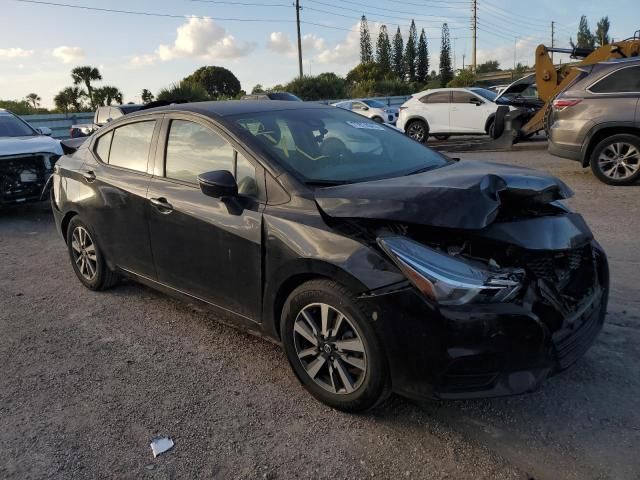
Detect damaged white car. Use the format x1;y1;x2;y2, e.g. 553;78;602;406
0;109;62;206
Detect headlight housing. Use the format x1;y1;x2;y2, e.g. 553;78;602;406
378;236;523;306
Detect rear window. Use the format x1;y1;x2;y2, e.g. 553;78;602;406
108;121;156;173
589;66;640;93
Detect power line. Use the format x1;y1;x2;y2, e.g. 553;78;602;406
190;0;290;7
307;0;469;21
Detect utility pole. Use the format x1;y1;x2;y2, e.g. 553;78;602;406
462;53;465;70
295;0;303;78
551;21;555;64
513;37;517;70
471;0;477;72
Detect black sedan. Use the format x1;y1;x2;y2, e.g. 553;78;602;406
51;101;608;412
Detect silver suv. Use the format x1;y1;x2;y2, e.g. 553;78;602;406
548;58;640;185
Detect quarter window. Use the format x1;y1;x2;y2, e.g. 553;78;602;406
94;130;113;162
590;66;640;93
108;121;156;173
165;120;234;184
420;92;450;104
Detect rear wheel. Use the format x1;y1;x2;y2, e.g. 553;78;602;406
66;216;119;290
372;116;384;123
281;279;390;412
589;134;640;186
406;119;428;143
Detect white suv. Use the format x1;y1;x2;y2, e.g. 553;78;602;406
331;99;399;125
397;88;506;142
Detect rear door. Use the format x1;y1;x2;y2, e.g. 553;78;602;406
81;117;159;277
449;90;490;133
145;114;265;321
417;91;450;133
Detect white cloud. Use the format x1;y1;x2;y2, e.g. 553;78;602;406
155;17;255;61
129;54;156;67
52;46;85;64
267;32;325;58
0;48;34;59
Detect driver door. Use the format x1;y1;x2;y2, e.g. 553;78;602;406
449;91;488;133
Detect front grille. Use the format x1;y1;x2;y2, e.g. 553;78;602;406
0;154;48;204
522;244;593;289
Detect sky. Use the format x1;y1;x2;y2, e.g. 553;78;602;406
0;0;637;108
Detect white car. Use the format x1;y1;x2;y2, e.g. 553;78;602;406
397;88;509;143
0;109;62;206
331;99;399;125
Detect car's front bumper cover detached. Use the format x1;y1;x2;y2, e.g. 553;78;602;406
360;241;609;401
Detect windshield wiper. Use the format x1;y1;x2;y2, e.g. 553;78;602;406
305;179;352;187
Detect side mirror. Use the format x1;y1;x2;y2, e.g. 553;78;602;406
362;106;369;111
470;98;483;106
198;170;238;200
106;117;113;123
36;126;52;136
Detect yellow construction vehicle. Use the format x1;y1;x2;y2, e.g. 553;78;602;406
521;31;640;136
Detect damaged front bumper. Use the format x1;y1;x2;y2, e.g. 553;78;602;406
360;241;609;401
0;153;59;206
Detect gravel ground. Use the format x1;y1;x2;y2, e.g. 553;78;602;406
1;147;638;480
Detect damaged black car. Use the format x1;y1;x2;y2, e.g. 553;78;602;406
51;101;608;412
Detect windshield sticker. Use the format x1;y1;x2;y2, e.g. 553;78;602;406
346;121;385;131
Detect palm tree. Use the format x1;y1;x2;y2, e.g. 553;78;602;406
25;93;41;109
141;88;154;104
101;86;123;105
71;65;102;109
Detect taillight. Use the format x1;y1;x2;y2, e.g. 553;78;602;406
553;98;582;110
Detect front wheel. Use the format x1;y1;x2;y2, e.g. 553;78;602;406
589;134;640;186
372;116;384;123
281;279;390;412
66;216;119;290
406;120;428;143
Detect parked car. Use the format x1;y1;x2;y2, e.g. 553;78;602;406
331;99;399;124
0;109;62;206
397;88;510;142
492;74;544;135
51;101;608;412
548;57;640;185
70;104;144;138
241;92;302;101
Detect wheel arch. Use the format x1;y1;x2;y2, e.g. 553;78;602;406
60;210;79;242
403;115;429;132
484;113;496;133
582;124;640;167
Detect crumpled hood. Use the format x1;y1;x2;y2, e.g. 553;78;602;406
0;136;63;157
315;160;573;230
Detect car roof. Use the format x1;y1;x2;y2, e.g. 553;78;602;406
413;87;471;96
600;57;640;65
132;100;329;118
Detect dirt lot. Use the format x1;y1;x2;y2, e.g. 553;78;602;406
1;147;638;480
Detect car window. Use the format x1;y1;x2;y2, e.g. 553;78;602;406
230;107;448;184
590;66;640;93
363;99;386;108
420;92;450;104
0;112;36;137
452;91;481;104
108;120;156;173
236;152;257;197
165;120;234;184
352;102;366;110
94;130;113;162
96;107;111;124
109;107;124;121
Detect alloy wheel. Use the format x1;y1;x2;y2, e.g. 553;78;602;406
293;303;367;394
71;226;97;281
598;142;640;180
407;122;426;142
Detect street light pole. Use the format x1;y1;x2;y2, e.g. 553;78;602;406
295;0;303;78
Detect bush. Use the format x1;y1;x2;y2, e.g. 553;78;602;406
184;66;241;99
284;73;347;101
447;70;476;87
157;81;210;103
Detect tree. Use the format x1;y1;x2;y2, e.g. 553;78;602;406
439;23;453;87
25;93;41;109
346;62;385;85
595;16;610;47
476;60;500;74
157;81;210;103
376;25;392;74
184;66;241;99
141;89;154;104
71;66;102;110
403;20;418;82
0;99;36;115
392;27;404;80
577;15;595;49
54;86;84;113
284;73;347;100
251;84;265;94
360;15;373;63
447;69;476;87
94;86;123;106
416;29;429;83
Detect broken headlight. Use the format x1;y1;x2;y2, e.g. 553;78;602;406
378;236;523;306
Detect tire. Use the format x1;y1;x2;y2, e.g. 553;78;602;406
280;279;391;412
66;216;119;290
372;116;384;123
589;134;640;186
405;119;428;143
433;134;450;141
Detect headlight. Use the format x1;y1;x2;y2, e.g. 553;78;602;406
378;236;523;306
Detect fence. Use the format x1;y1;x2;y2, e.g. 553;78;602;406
22;112;94;139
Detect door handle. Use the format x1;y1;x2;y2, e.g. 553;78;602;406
149;197;173;213
81;170;96;182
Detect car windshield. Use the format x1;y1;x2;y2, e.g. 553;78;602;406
267;92;302;101
229;107;448;185
0;113;36;137
363;99;386;108
470;88;498;102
